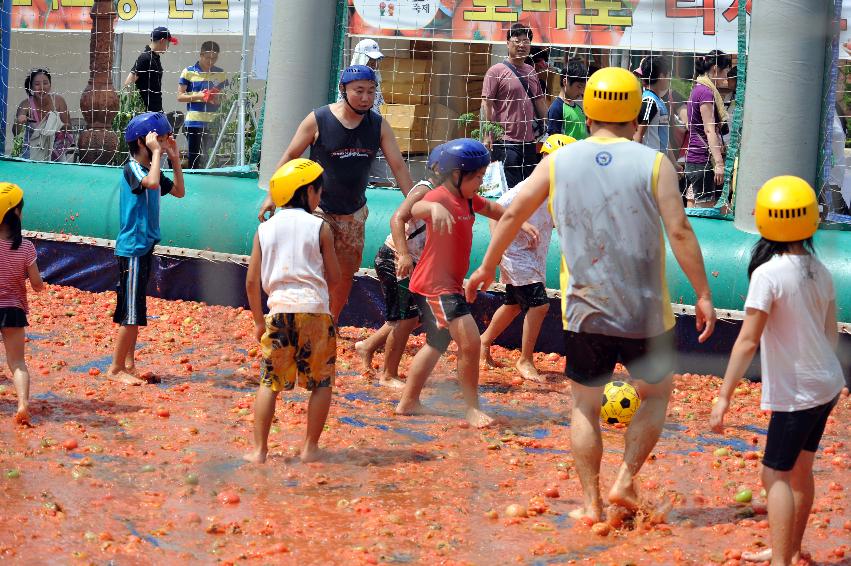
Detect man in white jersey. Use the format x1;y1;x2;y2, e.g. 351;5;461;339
466;67;717;523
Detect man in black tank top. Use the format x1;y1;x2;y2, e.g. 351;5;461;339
259;65;413;321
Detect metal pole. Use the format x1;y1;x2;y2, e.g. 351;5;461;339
0;0;12;154
258;0;336;189
236;0;251;167
206;100;237;169
735;0;830;233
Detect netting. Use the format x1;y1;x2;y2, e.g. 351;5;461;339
1;0;264;168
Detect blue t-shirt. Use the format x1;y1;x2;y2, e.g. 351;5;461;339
115;160;174;257
547;97;565;135
178;62;228;129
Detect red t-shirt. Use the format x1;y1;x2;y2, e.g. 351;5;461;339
409;186;486;297
0;239;37;312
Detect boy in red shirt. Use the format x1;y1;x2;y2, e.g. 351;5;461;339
395;139;538;428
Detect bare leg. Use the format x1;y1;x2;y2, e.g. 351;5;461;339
330;269;355;322
761;465;796;566
2;328;31;424
516;304;549;382
243;385;279;464
479;304;521;368
107;325;145;385
746;451;816;564
609;375;673;512
395;344;442;415
301;387;332;462
354;323;392;374
450;315;494;428
382;318;419;387
569;381;605;522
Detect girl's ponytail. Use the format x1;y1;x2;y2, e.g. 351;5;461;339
1;201;23;251
747;237;815;279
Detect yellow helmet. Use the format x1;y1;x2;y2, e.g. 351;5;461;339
269;159;324;207
0;183;24;220
583;67;643;123
541;134;576;155
754;176;819;242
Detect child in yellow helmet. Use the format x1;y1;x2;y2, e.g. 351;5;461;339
479;134;572;381
0;183;44;425
243;159;341;464
710;176;845;566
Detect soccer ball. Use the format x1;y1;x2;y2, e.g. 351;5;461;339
600;381;641;425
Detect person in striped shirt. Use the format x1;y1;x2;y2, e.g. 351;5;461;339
177;41;228;169
0;183;44;426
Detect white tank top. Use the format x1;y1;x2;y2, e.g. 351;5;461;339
258;208;329;315
550;137;674;338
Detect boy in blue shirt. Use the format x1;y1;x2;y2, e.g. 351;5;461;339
108;112;185;385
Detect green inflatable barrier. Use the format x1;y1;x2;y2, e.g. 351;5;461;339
3;158;849;321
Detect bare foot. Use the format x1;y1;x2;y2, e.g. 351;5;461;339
354;341;375;374
465;407;496;428
242;449;268;464
395;399;431;416
138;371;161;384
106;369;146;386
379;376;406;389
741;549;808;563
516;358;546;383
479;344;503;369
568;505;602;523
608;480;641;513
300;444;324;463
14;408;31;427
605;504;633;528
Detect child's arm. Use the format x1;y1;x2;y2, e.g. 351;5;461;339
709;308;768;433
390;184;431;278
478;200;541;247
161;135;185;198
824;299;839;349
140;132;163;190
27;262;44;293
411;200;455;234
245;233;265;342
319;222;342;321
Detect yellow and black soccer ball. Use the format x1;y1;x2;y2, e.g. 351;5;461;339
600;380;641;425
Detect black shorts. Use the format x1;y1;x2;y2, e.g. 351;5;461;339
113;250;153;326
374;245;419;321
415;293;471;353
563;329;676;387
762;396;839;472
0;307;28;328
684;161;722;204
504;282;548;311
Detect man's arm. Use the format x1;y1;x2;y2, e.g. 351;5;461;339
655;156;716;342
123;72;137;88
380;120;414;195
464;158;550;301
481;98;495;150
533;96;549;121
258;112;319;221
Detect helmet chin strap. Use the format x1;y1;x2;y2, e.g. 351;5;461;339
342;91;369;115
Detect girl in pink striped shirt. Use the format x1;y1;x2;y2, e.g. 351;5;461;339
0;183;43;425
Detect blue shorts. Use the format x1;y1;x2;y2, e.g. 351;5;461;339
113;250;153;326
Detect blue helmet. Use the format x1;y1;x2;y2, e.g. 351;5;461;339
124;112;172;143
426;143;445;171
435;138;491;176
340;64;377;85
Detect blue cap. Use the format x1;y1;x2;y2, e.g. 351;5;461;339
340;65;377;85
436;138;491;176
125;112;172;142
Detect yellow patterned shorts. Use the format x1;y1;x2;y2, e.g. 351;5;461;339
259;313;336;392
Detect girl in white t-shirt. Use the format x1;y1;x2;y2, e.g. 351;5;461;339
710;176;845;566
